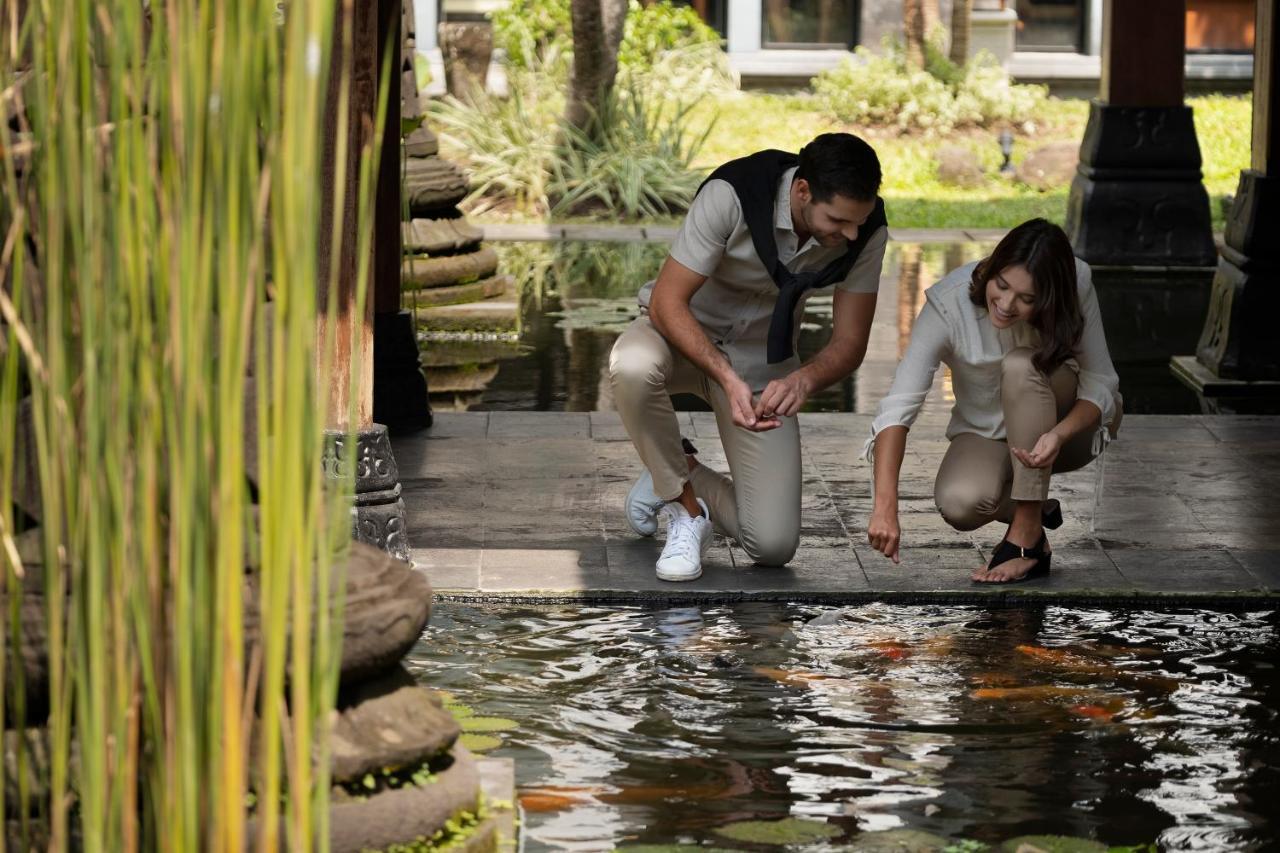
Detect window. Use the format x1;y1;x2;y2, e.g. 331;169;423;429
1186;0;1255;53
1015;0;1085;52
762;0;858;49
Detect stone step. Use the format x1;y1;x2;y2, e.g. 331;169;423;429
420;338;523;368
403;246;499;290
415;277;518;334
406;275;506;309
403;156;468;217
403;216;483;255
424;361;501;394
403;125;439;158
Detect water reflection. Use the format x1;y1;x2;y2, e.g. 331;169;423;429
416;241;1275;415
409;603;1280;851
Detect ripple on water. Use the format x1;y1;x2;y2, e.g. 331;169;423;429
406;603;1280;851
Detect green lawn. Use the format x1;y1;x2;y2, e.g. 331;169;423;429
456;88;1250;231
687;91;1249;230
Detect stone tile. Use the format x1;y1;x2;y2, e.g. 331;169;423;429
486;438;597;479
588;411;630;441
420;412;487;439
1228;551;1280;591
480;544;610;591
393;437;488;479
411;548;481;591
857;546;986;591
487;411;590;438
1107;549;1263;593
1024;548;1132;593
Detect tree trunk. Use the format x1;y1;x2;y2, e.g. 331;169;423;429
903;0;925;69
565;0;627;139
949;0;973;65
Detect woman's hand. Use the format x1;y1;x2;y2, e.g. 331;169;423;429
867;504;902;564
1012;430;1063;469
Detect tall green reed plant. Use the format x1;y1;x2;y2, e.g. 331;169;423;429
0;0;381;848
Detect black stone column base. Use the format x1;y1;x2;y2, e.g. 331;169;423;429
373;310;433;434
324;423;411;562
1065;101;1216;267
1183;171;1280;383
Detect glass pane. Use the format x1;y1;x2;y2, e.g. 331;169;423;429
1015;0;1084;51
762;0;856;47
1186;0;1255;52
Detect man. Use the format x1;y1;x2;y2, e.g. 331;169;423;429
608;132;888;581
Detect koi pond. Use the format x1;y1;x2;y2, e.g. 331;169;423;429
418;241;1280;417
407;602;1279;852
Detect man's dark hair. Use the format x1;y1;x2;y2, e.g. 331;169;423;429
794;133;882;203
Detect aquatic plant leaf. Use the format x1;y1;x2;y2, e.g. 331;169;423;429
998;836;1107;853
615;846;742;853
461;716;519;733
713;817;843;844
446;703;476;720
459;733;502;753
849;828;953;851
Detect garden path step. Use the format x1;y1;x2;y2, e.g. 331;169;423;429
414;277;517;334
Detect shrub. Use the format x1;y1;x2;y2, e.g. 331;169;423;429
813;39;1047;134
492;0;723;74
551;80;713;219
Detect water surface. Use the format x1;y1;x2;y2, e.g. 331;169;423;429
408;603;1280;851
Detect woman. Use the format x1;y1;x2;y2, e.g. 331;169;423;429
865;219;1121;583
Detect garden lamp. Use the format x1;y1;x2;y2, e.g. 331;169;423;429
998;131;1015;176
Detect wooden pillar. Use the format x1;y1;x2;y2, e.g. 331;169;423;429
319;0;379;432
1175;0;1280;388
372;0;434;433
1065;0;1216;267
320;0;411;560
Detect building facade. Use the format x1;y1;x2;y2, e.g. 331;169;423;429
416;0;1255;93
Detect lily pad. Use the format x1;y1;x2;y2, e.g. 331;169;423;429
999;836;1107;853
846;829;953;851
714;817;843;845
446;703;476;720
459;733;502;753
460;716;519;733
615;847;741;853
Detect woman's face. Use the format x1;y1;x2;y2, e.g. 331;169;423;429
985;264;1036;329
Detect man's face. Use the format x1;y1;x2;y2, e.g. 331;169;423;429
796;182;877;247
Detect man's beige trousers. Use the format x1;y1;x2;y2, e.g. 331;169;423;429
934;346;1121;530
609;316;800;566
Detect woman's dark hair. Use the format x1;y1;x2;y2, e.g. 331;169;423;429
968;218;1084;374
795;133;882;203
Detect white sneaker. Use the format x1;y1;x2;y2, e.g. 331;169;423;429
625;469;667;537
656;499;712;582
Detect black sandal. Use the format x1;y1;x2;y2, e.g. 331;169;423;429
1042;499;1063;530
976;533;1052;584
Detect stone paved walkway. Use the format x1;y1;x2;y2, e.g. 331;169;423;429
393;411;1280;605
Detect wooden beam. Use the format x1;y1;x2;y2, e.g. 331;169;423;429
375;0;403;316
1102;0;1186;106
319;0;379;431
1256;0;1277;174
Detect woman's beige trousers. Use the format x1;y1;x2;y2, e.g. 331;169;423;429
934;346;1121;531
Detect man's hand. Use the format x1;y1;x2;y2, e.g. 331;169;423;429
1012;430;1063;469
722;374;781;432
757;371;812;420
867;503;901;564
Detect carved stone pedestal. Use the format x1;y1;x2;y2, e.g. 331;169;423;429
1190;171;1280;382
324;424;410;561
374;310;433;433
1066;102;1217;267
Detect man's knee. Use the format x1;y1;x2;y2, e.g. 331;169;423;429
608;337;667;391
934;485;995;532
739;525;799;567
